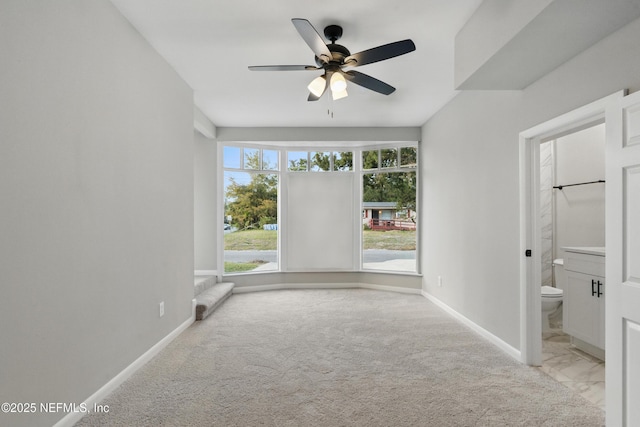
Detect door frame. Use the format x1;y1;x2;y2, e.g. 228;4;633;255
518;90;625;366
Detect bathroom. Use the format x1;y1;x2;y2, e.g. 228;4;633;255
539;122;606;408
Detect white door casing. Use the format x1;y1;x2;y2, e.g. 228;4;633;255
519;91;623;367
606;89;640;426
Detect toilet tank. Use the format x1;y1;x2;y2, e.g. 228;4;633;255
553;259;566;290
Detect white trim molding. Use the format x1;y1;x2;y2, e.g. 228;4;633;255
421;290;521;362
195;270;218;277
194;106;216;139
53;314;195;427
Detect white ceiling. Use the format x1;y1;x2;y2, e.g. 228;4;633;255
110;0;482;128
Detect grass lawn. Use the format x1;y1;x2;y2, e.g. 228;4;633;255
224;229;415;251
363;229;416;250
224;229;277;250
224;261;266;273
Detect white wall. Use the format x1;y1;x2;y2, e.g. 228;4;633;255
454;0;553;88
421;91;523;347
540;141;554;286
194;131;218;271
216;127;421;142
422;15;640;349
553;124;606;260
0;2;194;426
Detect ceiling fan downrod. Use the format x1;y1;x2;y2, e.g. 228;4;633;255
324;25;343;43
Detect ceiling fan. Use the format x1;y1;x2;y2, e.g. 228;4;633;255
248;18;416;101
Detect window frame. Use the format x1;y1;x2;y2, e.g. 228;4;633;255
359;143;419;273
220;144;282;275
218;141;419;277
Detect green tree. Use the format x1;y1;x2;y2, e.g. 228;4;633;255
225;151;277;229
292;151;353;171
288;157;308;171
333;151;353;171
311;152;330;171
363;171;416;212
362;149;416;212
362;150;379;169
225;174;277;229
400;147;417;167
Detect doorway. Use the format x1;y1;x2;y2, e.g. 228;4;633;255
518;94;622;409
539;124;606;409
518;91;623;366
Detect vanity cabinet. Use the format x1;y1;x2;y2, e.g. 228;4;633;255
562;248;605;352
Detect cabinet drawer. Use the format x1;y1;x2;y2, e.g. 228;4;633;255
565;252;605;277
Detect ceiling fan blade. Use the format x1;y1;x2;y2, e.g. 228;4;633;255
292;18;332;64
345;39;416;67
248;65;320;71
342;70;395;95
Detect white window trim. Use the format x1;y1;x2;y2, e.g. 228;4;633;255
359;143;419;274
218;141;419;277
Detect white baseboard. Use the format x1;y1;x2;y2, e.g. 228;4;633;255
360;283;422;294
232;282;422;295
194;269;217;276
53;314;195;427
421;290;521;362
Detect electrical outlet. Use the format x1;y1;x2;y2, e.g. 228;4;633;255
438;276;442;287
159;301;165;317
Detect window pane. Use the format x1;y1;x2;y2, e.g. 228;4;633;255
380;148;398;168
243;148;260;170
263;149;278;170
333;151;353;171
401;147;417;168
362;171;416;272
362;150;378;170
288;151;308;171
223;146;241;169
310;151;331;171
224;171;278;273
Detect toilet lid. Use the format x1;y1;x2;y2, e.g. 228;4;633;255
541;285;563;296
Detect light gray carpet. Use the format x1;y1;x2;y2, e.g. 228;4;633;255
77;289;605;426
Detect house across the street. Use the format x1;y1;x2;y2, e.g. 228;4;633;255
362;202;416;231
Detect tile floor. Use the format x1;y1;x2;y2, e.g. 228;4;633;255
539;329;605;410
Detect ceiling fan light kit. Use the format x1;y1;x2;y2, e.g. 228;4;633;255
249;18;416;102
307;75;326;97
332;87;348;101
330;72;347;92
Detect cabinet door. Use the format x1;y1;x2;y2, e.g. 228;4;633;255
596;279;605;349
563;271;601;347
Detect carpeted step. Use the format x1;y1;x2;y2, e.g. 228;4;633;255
194;276;216;297
195;282;234;321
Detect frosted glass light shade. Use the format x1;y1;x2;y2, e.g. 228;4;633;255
307;76;326;97
330;72;347;92
332;88;348;100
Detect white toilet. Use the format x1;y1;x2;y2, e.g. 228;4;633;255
541;259;565;332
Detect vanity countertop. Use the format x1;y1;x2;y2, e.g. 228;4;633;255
562;246;605;257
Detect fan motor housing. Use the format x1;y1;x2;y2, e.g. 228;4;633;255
313;24;351;67
315;43;351;67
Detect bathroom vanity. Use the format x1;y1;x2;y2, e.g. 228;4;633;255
562;246;605;360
